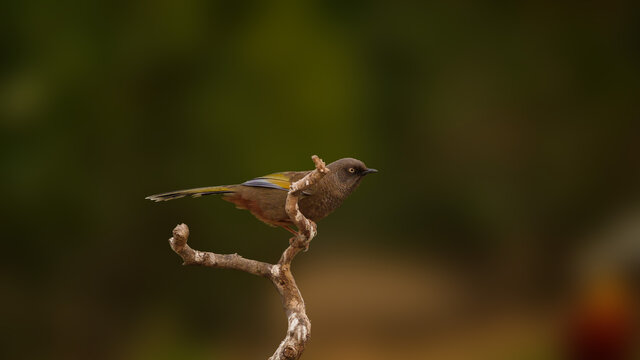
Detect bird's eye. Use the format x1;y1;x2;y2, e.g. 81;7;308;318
348;167;355;173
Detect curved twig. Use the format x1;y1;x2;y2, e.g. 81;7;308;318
167;155;329;360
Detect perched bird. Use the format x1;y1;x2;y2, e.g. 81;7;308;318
146;158;377;234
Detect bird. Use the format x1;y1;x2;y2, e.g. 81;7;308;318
146;158;377;235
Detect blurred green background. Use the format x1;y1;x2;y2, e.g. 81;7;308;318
2;1;639;359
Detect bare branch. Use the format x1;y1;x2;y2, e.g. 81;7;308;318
169;223;272;277
166;155;329;360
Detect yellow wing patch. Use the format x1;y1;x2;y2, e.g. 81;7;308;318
241;172;293;191
259;173;293;189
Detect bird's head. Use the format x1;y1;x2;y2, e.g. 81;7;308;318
326;158;378;193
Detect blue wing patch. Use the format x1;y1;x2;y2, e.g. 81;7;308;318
241;172;292;191
241;178;288;191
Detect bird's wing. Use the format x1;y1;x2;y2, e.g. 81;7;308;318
241;172;302;191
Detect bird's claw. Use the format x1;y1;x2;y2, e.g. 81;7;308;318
288;236;310;251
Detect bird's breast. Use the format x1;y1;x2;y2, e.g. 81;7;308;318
298;191;343;221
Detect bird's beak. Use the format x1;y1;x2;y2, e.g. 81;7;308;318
362;168;378;175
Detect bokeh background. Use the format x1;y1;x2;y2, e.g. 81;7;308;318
2;1;639;359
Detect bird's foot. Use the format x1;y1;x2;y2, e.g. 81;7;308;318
289;236;310;252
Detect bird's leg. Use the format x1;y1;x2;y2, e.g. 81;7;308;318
282;225;300;247
282;225;299;236
282;225;310;251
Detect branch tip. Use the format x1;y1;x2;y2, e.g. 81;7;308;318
311;155;329;173
173;223;189;238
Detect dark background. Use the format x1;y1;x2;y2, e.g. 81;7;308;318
2;1;639;359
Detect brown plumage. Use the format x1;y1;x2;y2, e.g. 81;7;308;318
146;158;377;233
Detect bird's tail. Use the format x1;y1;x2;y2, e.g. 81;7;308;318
145;185;235;202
